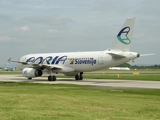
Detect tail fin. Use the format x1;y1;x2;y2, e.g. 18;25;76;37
110;17;135;52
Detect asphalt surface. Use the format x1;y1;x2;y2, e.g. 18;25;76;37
0;75;160;89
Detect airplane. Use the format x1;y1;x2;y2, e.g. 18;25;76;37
109;67;130;70
8;17;147;81
0;64;16;71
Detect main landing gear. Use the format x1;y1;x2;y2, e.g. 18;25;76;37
75;72;83;80
48;70;56;81
48;75;56;81
47;72;83;81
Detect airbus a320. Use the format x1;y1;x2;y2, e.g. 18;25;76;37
9;18;143;81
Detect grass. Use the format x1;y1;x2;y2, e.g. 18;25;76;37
0;82;160;120
83;69;160;81
0;69;160;119
83;73;160;81
54;69;160;81
0;70;21;74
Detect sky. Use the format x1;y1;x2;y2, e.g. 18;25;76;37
0;0;160;65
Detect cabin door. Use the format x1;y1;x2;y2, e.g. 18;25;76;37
98;52;104;64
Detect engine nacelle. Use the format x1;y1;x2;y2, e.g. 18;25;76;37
22;68;43;78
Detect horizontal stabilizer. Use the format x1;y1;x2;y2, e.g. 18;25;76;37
107;51;126;58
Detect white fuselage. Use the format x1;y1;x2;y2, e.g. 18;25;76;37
17;50;138;73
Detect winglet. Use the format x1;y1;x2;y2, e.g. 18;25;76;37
8;58;11;63
7;58;24;64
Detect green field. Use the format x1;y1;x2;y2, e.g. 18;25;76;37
83;69;160;81
0;69;160;119
0;82;160;120
56;69;160;81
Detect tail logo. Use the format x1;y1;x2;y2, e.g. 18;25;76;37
117;27;131;45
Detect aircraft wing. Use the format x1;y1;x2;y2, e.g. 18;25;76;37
8;58;28;64
8;58;74;72
8;58;63;69
30;63;63;70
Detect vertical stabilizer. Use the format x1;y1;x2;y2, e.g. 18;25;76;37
110;17;135;52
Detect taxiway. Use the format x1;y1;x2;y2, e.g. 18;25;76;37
0;75;160;89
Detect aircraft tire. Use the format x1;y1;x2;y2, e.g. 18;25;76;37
48;75;56;81
75;74;80;80
80;75;83;80
75;74;83;80
48;76;52;81
53;76;56;81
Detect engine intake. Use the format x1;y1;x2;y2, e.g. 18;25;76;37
22;68;43;78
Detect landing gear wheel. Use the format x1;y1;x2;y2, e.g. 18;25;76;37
80;75;83;80
48;75;56;81
48;76;51;81
75;74;79;80
75;73;83;80
53;76;56;81
80;72;83;80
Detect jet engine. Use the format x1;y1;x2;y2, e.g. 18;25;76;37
22;68;43;78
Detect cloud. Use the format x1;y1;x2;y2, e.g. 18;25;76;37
48;29;58;33
21;26;29;31
0;0;159;65
25;14;73;26
0;36;11;42
0;13;13;21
